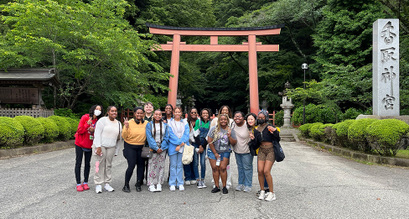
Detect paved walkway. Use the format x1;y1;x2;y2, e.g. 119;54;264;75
1;139;408;218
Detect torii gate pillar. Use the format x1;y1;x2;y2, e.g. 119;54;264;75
147;24;283;114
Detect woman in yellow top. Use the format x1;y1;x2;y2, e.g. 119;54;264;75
121;107;149;193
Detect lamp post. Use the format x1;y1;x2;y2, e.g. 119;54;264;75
301;63;308;124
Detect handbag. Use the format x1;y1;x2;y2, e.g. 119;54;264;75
141;146;153;159
273;140;285;162
182;144;194;165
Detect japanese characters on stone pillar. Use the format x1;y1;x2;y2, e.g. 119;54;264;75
373;19;399;116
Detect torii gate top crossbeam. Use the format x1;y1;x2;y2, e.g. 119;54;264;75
146;23;284;36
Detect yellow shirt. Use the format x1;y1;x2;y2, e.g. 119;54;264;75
122;119;148;145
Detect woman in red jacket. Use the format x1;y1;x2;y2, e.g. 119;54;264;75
74;105;103;191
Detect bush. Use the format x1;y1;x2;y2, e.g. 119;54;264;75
292;104;340;125
321;124;334;144
299;123;314;137
65;117;80;138
48;116;72;141
14;116;45;145
366;119;409;156
274;110;284;127
340;108;363;121
36;117;59;143
0;117;24;148
332;119;355;147
309;122;324;141
348;118;377;152
54;108;80;119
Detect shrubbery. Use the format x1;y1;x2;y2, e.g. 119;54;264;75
36;117;59;143
0;117;25;148
0;114;78;148
14;116;45;145
274;110;284;127
366;119;409;156
299;118;409;157
348;118;376;152
48;116;72;141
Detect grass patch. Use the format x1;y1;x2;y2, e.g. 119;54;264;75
396;150;409;159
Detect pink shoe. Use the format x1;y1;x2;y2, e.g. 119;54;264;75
82;183;90;190
76;185;84;192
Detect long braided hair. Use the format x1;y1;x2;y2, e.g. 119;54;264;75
209;113;230;144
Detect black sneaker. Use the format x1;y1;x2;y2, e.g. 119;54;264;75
135;181;142;192
211;187;221;193
122;185;130;193
222;187;228;194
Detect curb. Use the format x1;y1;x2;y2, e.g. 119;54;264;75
302;138;409;167
0;140;75;159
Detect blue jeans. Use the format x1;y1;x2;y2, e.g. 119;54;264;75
169;153;184;186
183;150;198;181
235;153;253;187
193;143;206;179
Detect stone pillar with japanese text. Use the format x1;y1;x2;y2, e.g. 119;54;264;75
373;19;399;116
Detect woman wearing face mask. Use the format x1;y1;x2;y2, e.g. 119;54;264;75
74;105;103;192
121;107;149;193
93;106;122;194
256;109;280;201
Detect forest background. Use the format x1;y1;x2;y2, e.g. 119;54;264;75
0;0;408;125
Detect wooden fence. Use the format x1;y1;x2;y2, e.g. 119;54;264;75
0;108;54;118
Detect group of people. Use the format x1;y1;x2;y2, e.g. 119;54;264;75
74;103;280;201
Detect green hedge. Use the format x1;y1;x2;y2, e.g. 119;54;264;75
299;123;314;138
65;117;80;137
348;118;376;152
0;117;25;148
36;117;59;143
332;119;355;147
309;122;324;141
366;119;409;156
14;116;45;145
47;116;72;141
274;110;284;127
300;118;409;157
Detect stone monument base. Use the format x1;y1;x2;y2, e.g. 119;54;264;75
356;114;409;125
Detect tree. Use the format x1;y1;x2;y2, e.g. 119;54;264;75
0;0;168;109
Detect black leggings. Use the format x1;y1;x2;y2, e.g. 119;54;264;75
123;142;145;185
75;145;92;184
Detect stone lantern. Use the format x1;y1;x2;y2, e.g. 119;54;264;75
279;81;294;128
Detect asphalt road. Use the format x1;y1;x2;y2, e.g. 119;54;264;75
1;141;408;219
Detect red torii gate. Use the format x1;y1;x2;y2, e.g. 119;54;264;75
147;24;283;113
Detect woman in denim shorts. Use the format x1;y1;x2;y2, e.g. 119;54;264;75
207;114;237;194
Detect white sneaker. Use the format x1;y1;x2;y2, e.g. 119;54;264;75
258;190;266;200
243;186;252;193
265;192;276;201
149;185;156;192
235;184;244;191
185;181;191;186
190;180;196;185
202;180;207;188
104;184;114;192
197;180;203;189
95;185;102;194
170;185;176;191
179;185;185;191
156;184;162;192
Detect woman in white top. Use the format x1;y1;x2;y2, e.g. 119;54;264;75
93;106;122;193
167;106;190;191
232;111;253;192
